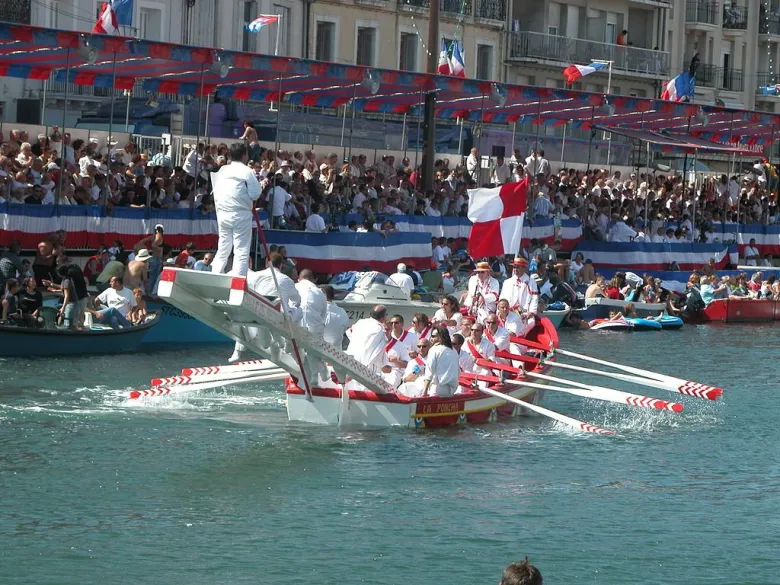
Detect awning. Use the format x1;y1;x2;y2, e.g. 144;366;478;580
595;126;757;155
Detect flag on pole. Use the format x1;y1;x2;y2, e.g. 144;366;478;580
660;71;696;102
449;41;466;78
466;177;529;259
93;0;133;34
246;15;280;33
562;62;608;85
438;39;451;75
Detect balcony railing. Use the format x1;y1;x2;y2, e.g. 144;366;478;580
686;1;719;25
398;0;428;8
760;14;780;35
723;5;748;28
508;31;670;76
475;0;506;21
690;63;744;91
441;0;472;15
757;72;780;93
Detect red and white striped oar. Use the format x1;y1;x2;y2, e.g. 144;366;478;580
182;359;280;376
555;348;723;400
475;359;683;413
129;371;287;400
152;368;285;387
462;377;615;435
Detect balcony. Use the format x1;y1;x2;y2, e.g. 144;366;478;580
441;0;472;15
756;73;780;95
0;0;30;24
686;1;719;26
691;63;744;91
475;0;506;21
508;31;670;77
723;5;748;29
760;13;780;35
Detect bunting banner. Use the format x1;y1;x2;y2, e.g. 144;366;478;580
572;242;732;271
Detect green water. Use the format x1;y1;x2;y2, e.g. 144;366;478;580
1;326;778;585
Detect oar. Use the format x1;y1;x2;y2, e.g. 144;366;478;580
543;361;722;401
458;375;615;435
508;335;553;353
555;348;723;398
182;360;281;376
475;359;683;412
129;371;288;400
152;368;286;387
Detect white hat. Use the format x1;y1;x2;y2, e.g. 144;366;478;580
397;263;407;272
135;248;152;261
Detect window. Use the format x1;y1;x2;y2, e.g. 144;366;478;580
476;44;493;80
315;21;335;61
48;0;61;27
629;88;647;97
139;7;162;40
273;4;291;56
548;2;560;36
356;26;376;66
399;32;418;71
242;1;258;52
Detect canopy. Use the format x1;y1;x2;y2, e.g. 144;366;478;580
597;126;756;155
0;21;778;147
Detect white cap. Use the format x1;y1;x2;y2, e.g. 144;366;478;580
397;263;407;272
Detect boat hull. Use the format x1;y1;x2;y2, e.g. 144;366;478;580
0;317;159;357
684;298;779;324
142;301;230;344
578;298;665;320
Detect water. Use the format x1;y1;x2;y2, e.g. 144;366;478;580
1;326;778;585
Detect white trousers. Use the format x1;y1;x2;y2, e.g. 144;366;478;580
212;210;252;276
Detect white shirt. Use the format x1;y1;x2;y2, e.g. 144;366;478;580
461;337;497;377
485;325;510;353
183;150;201;177
422;345;461;396
305;213;327;233
97;286;136;317
497;311;523;335
346;317;390;377
324;301;349;346
465;274;500;322
247;266;301;313
609;221;638;242
499;273;539;315
211;161;261;215
386;272;414;296
433;308;462;336
492;163;511;184
744;246;760;265
269;185;292;217
295;279;327;337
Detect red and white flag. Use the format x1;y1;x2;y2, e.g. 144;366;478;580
438;40;451;75
466;177;528;259
93;2;119;35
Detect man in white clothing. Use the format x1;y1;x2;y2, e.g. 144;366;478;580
321;285;349;347
387;263;414;297
304;202;328;233
491;156;511;184
211;144;261;276
346;305;392;380
460;322;496;376
499;257;538;336
484;312;510;359
398;338;431;397
230;252;301;362
466;148;480;182
608;217;638;242
463;261;500;323
269;181;292;229
296;269;327;338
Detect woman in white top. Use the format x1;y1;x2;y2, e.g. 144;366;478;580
422;326;461;397
433;295;462;336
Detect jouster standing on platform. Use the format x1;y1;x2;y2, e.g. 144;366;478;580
464;261;500;323
230;252;301;362
499;256;539;336
211;144;261;276
321;285;349;347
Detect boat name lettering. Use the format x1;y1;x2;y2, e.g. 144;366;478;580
347;310;365;320
421;401;464;415
161;305;194;320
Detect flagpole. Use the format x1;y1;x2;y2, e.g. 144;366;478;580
586;105;595;176
57;48;72;202
274;14;281;56
401;112;407;162
457;117;464;164
105;50;118;206
560;121;567;166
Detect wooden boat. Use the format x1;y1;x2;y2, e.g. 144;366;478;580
0;313;160;357
285;318;559;428
683;298;780;323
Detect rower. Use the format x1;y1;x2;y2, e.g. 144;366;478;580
484;312;510;362
496;299;523;335
461;322;496;376
230;252;301;363
421;326;461;397
385;315;411;387
295;269;327;338
451;333;472;374
397;338;431;398
433;294;462;335
345;305;392;385
388;314;413;359
409;312;433;348
321;285;349;348
499;256;539;336
464;261;500;323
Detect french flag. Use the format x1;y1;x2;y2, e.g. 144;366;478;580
660;71;695;102
449;41;466;78
562;62;608;85
438;39;451;75
93;0;133;35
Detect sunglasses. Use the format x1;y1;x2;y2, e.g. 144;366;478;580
486;321;497;324
471;327;481;332
416;345;427;348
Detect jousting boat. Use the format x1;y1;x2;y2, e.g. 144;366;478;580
145;267;724;434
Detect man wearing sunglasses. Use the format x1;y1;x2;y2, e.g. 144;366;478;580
460;322;496;376
398;338;431;397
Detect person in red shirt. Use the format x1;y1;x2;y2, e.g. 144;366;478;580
175;242;196;269
604;276;625;300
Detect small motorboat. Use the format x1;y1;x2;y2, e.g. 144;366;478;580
625;317;663;331
0;313;160;357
